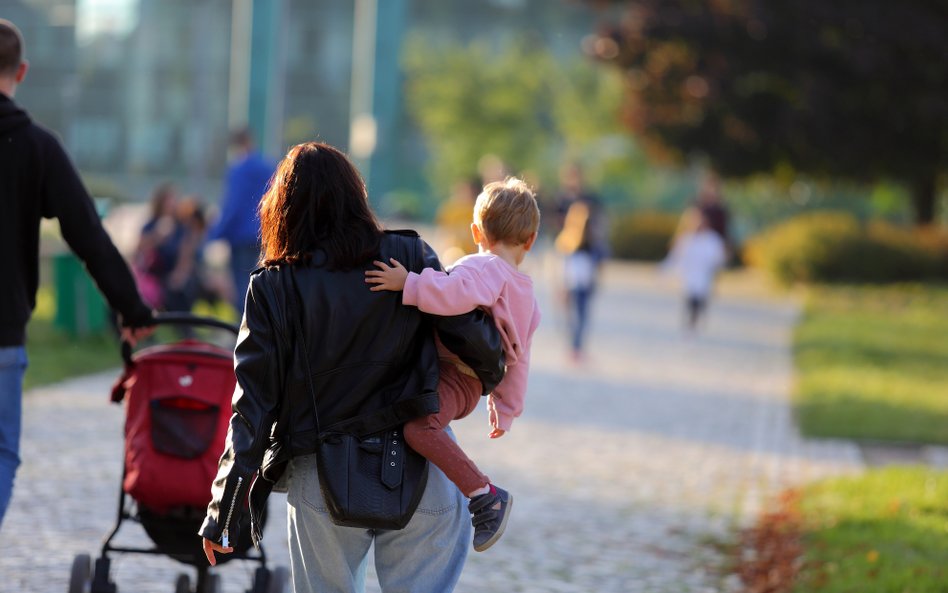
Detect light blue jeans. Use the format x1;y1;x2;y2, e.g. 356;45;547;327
286;428;471;593
0;346;28;528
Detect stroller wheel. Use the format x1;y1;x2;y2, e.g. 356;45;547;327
68;554;92;593
174;573;191;593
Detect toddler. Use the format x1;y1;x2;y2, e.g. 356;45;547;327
365;177;541;552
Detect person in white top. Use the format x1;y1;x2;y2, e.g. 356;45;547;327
662;209;727;331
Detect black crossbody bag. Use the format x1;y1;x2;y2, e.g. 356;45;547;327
285;265;428;530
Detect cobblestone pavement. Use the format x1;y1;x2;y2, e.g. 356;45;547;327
0;260;866;593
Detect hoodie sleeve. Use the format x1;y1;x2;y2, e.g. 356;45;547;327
39;134;153;327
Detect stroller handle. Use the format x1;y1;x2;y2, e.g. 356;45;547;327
151;311;241;334
121;312;240;366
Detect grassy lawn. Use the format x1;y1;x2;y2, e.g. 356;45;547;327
794;467;948;593
794;284;948;444
23;287;239;391
23;288;122;391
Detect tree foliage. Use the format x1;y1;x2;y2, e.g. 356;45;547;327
402;36;632;199
585;0;948;223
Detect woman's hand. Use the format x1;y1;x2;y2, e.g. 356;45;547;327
365;258;409;292
202;537;233;566
488;428;506;439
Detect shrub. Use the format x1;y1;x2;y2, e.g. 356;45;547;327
746;211;948;284
609;210;680;261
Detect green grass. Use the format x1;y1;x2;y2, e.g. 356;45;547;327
23;288;121;390
794;284;948;444
23;288;239;391
794;467;948;593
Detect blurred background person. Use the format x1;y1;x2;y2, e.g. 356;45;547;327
132;183;183;311
478;154;511;186
696;172;729;245
662;209;727;333
554;162;609;263
162;196;211;315
555;200;599;362
435;177;481;265
552;162;608;362
675;171;731;260
206;128;275;316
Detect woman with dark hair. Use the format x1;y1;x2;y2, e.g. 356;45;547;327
199;142;504;592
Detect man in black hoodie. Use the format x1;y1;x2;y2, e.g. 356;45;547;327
0;19;154;528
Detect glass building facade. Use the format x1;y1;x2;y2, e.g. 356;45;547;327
2;0;602;208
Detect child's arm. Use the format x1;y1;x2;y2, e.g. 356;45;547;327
365;258;410;291
486;307;541;435
366;258;502;316
487;345;531;435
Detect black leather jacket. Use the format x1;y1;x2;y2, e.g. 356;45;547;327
200;230;505;544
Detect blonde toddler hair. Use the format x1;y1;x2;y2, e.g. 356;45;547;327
474;177;540;246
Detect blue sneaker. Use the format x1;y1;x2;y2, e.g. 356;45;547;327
468;485;513;552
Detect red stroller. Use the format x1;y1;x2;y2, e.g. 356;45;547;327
68;313;287;593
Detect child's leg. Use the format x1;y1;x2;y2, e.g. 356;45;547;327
404;364;490;497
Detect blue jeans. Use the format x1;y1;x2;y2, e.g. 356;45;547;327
0;346;28;528
568;287;593;352
285;429;471;593
229;243;261;315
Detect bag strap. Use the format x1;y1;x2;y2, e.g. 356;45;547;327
283;265;322;436
285;263;405;489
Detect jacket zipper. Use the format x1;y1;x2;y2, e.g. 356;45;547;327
221;476;243;548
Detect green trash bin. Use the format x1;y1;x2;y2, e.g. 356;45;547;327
52;253;109;336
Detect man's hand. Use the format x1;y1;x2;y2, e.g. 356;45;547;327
488;428;506;439
120;325;155;347
365;258;409;292
119;309;157;347
202;537;233;566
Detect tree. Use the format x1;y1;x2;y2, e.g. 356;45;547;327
401;36;633;200
584;0;948;224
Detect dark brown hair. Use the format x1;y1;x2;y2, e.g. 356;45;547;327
259;142;383;269
0;19;24;75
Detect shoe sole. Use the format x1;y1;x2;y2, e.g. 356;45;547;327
473;492;513;552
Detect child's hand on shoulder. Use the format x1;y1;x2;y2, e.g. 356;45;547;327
488;428;505;439
365;258;408;292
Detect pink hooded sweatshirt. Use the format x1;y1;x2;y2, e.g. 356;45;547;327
402;253;541;432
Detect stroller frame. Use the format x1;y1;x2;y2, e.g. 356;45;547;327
70;313;287;593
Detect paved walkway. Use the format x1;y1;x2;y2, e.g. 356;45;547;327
0;260;865;593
